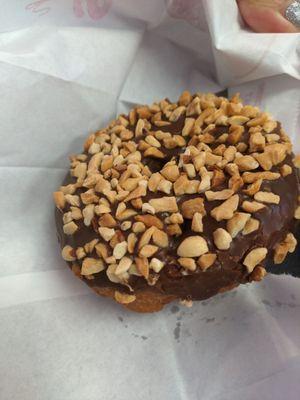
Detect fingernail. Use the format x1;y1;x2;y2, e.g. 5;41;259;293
285;1;300;27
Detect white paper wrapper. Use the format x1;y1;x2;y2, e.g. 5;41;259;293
0;1;299;399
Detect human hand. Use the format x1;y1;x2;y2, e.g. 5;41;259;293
237;0;300;32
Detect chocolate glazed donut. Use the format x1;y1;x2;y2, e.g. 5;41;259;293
54;91;300;312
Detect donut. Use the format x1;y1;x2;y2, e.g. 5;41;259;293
54;91;300;312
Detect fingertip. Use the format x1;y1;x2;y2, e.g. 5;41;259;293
238;0;299;33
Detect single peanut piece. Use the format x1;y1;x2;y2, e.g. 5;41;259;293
235;155;259;171
249;266;267;282
150;258;165;273
226;212;251;238
177;236;208;257
62;245;76;261
53;191;66;210
63;221;78;235
152;229;169;248
213;228;232;250
98;227;115;241
191;213;203;233
198;253;217;271
135;257;150;278
280;164;292;177
205;189;234;201
113;241;128;260
242;201;265;213
139;244;159;258
161;165;180;182
149;197;178;213
243;248;268;273
115;257;133;275
211;195;239;221
81;257;104;275
114;291;136;304
178;258;197;271
242;218;260;235
254;191;280;205
181;198;205;219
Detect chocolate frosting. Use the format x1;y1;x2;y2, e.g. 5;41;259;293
55;95;300;302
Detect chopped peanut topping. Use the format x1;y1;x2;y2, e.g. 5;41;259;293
55;90;299;297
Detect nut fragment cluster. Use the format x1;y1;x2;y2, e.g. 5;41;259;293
54;90;299;304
